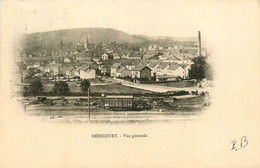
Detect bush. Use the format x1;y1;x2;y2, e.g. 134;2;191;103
24;80;43;96
53;81;70;96
172;91;189;96
80;79;91;93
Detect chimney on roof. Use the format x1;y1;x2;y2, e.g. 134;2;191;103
198;31;202;57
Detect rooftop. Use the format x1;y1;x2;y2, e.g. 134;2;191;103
105;95;133;99
111;63;122;69
132;65;151;71
167;64;181;70
156;63;169;70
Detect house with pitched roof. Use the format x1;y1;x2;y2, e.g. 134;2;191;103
43;63;67;76
131;65;151;81
65;66;77;77
101;53;109;60
147;61;160;77
116;66;131;78
101;53;113;60
122;61;136;71
155;63;169;76
78;66;96;79
166;64;185;78
58;64;68;75
164;56;181;64
110;63;126;77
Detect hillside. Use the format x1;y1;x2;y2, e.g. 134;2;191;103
20;28;198;54
22;28;150;45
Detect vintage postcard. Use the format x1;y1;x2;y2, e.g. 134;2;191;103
0;0;259;167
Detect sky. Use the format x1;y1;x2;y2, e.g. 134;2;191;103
1;0;222;38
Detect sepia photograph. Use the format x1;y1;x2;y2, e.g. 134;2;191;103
13;28;212;123
1;0;259;167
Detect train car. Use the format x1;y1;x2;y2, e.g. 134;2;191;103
104;95;133;111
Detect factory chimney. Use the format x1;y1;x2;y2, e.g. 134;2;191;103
198;31;201;56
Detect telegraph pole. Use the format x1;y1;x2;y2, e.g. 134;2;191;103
88;88;90;120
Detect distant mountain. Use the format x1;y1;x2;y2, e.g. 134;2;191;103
22;28;150;45
21;28;198;52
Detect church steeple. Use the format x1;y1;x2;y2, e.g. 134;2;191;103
84;32;88;50
60;40;64;61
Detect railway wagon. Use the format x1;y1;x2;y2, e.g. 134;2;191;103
104;95;133;111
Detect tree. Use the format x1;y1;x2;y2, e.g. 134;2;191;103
28;68;41;77
80;79;91;93
25;80;43;95
188;56;213;81
53;81;70;96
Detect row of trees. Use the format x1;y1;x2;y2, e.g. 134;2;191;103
24;79;91;96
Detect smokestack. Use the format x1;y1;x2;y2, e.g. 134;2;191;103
198;31;201;56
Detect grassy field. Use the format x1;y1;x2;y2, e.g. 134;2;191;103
42;83;155;95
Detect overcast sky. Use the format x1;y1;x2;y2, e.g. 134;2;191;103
2;0;225;38
1;0;259;42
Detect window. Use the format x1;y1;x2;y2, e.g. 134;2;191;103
127;99;132;107
114;99;119;107
118;99;122;107
123;99;128;107
109;99;115;106
105;99;109;107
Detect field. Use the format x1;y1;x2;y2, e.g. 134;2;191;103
42;83;155;95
